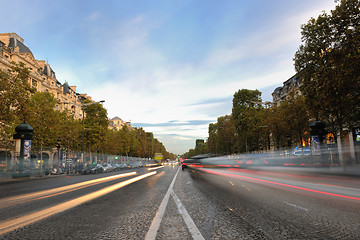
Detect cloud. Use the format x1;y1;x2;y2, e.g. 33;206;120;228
187;96;233;106
133;120;214;128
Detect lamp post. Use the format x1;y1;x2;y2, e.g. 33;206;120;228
56;137;61;172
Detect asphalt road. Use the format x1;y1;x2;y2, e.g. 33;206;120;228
0;164;359;239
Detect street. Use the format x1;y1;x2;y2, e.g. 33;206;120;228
0;164;359;239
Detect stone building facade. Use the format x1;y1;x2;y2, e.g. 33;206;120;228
0;33;94;174
0;33;89;119
271;73;302;107
109;117;133;130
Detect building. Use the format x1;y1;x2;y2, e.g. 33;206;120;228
271;73;359;165
271;73;302;107
0;33;95;174
0;33;85;119
109;117;132;130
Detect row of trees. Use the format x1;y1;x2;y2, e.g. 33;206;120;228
183;88;311;158
0;62;175;162
183;0;359;158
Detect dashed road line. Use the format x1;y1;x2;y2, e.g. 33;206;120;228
283;201;309;211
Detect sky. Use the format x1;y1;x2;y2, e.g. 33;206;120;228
1;0;337;154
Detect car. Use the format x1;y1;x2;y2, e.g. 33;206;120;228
293;148;311;156
105;164;114;172
90;164;103;174
112;164;121;171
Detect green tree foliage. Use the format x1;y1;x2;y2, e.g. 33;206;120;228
0;62;34;151
102;126;173;159
215;115;236;155
27;92;59;152
232;89;263;152
25;92;83;158
265;95;310;150
279;94;310;147
83;102;109;153
294;0;360;137
195;139;205;155
207;123;217;154
264;105;286;149
57;111;82;153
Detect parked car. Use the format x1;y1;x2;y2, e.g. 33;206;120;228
81;165;92;175
112;164;121;171
90;164;103;174
105;164;114;172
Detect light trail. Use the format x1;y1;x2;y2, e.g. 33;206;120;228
0;172;137;208
147;166;164;171
201;168;360;201
0;171;156;236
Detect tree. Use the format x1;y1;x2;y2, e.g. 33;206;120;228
232;89;263;153
0;62;34;156
195;139;205;155
215;115;236;155
83;102;109;154
207;123;217;154
294;0;360;141
27;92;60;153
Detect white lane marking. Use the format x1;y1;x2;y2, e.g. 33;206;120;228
173;192;183;214
145;167;180;240
172;192;205;240
283;202;309;211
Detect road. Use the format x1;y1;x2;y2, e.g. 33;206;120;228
0;164;359;239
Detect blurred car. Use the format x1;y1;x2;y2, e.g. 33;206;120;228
293;148;311;156
90;164;103;174
112;164;121;171
105;164;114;172
81;165;92;175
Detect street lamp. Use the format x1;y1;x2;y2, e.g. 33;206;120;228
56;137;61;171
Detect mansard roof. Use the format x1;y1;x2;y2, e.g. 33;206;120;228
63;82;70;94
8;37;34;58
43;62;56;78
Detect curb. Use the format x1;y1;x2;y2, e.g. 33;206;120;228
0;174;67;185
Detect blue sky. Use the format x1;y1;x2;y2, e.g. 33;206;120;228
2;0;336;154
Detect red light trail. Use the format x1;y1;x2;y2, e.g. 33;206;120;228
201;168;360;201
